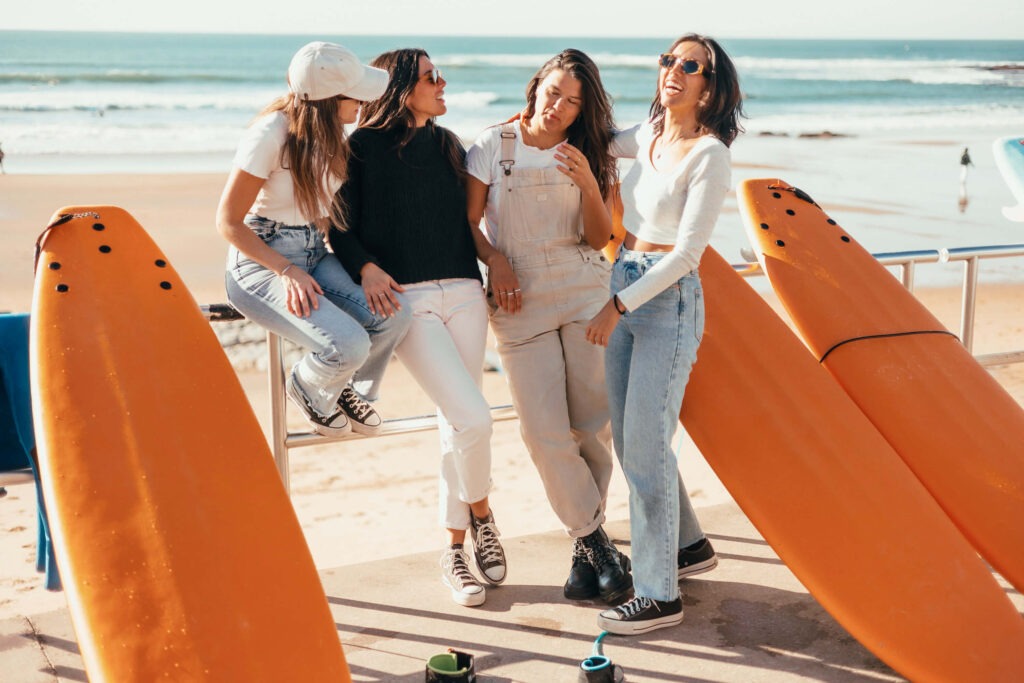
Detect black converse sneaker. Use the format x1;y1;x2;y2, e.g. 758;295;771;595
597;595;684;635
677;538;718;580
441;545;486;607
337;385;383;436
285;370;350;436
469;511;507;585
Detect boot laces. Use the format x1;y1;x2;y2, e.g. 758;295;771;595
585;535;619;570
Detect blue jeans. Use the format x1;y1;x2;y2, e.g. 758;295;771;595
226;216;410;417
605;247;706;602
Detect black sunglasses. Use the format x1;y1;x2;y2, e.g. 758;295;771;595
658;54;711;77
420;68;444;85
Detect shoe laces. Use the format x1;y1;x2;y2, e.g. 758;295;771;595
571;538;588;563
584;535;619;570
616;596;654;618
444;549;478;588
473;520;503;565
340;387;374;421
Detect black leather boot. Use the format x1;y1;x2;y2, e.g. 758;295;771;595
581;526;633;604
564;537;599;600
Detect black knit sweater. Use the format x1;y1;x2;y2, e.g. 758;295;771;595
329;125;482;285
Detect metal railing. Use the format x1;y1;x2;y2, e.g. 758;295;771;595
204;243;1024;493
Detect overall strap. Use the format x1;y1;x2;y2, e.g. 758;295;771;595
496;122;518;255
498;122;517;177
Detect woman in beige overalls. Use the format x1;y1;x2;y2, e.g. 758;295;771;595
466;49;631;603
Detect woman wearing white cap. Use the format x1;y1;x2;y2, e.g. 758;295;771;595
217;42;410;437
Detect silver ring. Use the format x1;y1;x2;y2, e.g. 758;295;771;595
513;288;521;293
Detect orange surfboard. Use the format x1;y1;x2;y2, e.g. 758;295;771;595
739;179;1024;595
679;248;1024;680
603;195;1024;676
31;207;350;682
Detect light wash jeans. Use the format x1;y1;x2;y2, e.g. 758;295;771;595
395;278;493;531
605;247;706;602
226;216;410;417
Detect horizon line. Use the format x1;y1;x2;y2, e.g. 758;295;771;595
1;28;1021;42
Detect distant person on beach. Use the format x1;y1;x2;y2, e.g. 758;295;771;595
465;50;630;604
216;41;410;438
585;33;744;635
0;142;5;174
959;147;973;212
329;48;507;608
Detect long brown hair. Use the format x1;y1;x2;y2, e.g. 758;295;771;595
523;49;617;199
260;94;349;232
649;34;745;147
357;48;466;182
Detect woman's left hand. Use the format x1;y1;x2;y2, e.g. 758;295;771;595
555;142;599;198
585;298;622;347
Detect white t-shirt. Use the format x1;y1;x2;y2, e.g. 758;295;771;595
232;112;342;225
465;121;564;245
610;122;731;311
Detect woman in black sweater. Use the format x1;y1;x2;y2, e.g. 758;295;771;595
329;49;506;608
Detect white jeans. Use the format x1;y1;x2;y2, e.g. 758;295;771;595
396;278;493;530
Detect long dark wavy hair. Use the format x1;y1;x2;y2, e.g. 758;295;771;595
259;94;349;233
522;49;617;199
358;48;466;182
649;34;745;147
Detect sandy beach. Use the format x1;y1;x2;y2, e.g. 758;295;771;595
2;134;1023;631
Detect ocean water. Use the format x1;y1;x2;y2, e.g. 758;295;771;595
1;31;1022;171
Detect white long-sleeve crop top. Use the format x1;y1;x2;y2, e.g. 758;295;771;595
610;122;731;312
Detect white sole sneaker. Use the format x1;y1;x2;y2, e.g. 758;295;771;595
443;577;486;607
597;609;684;635
338;387;383;436
597;596;685;636
285;373;351;437
677;555;718;581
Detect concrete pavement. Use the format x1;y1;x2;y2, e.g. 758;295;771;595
3;502;1020;682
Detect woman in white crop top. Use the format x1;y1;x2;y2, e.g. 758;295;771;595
587;33;745;636
216;42;409;438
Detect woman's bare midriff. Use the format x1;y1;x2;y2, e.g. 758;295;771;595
623;232;673;253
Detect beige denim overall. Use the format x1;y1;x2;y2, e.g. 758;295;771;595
488;122;614;537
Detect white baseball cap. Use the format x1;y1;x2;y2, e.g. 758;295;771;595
287;41;388;102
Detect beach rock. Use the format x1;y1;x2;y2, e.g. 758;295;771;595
798;131;852;139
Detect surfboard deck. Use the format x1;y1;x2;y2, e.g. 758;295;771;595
678;247;1024;680
993;135;1024;222
738;177;1024;597
31;207;350;682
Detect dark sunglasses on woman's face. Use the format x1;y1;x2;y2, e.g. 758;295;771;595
420;68;444;85
658;54;710;77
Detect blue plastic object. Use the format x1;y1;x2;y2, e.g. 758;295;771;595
0;313;60;590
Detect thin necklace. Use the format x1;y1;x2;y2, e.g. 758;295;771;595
655;128;701;160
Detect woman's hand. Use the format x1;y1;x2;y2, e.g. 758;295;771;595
360;263;405;317
585;298;622;347
281;265;323;318
555;142;600;198
487;253;523;314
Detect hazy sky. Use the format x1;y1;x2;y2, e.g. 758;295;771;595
5;0;1023;39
